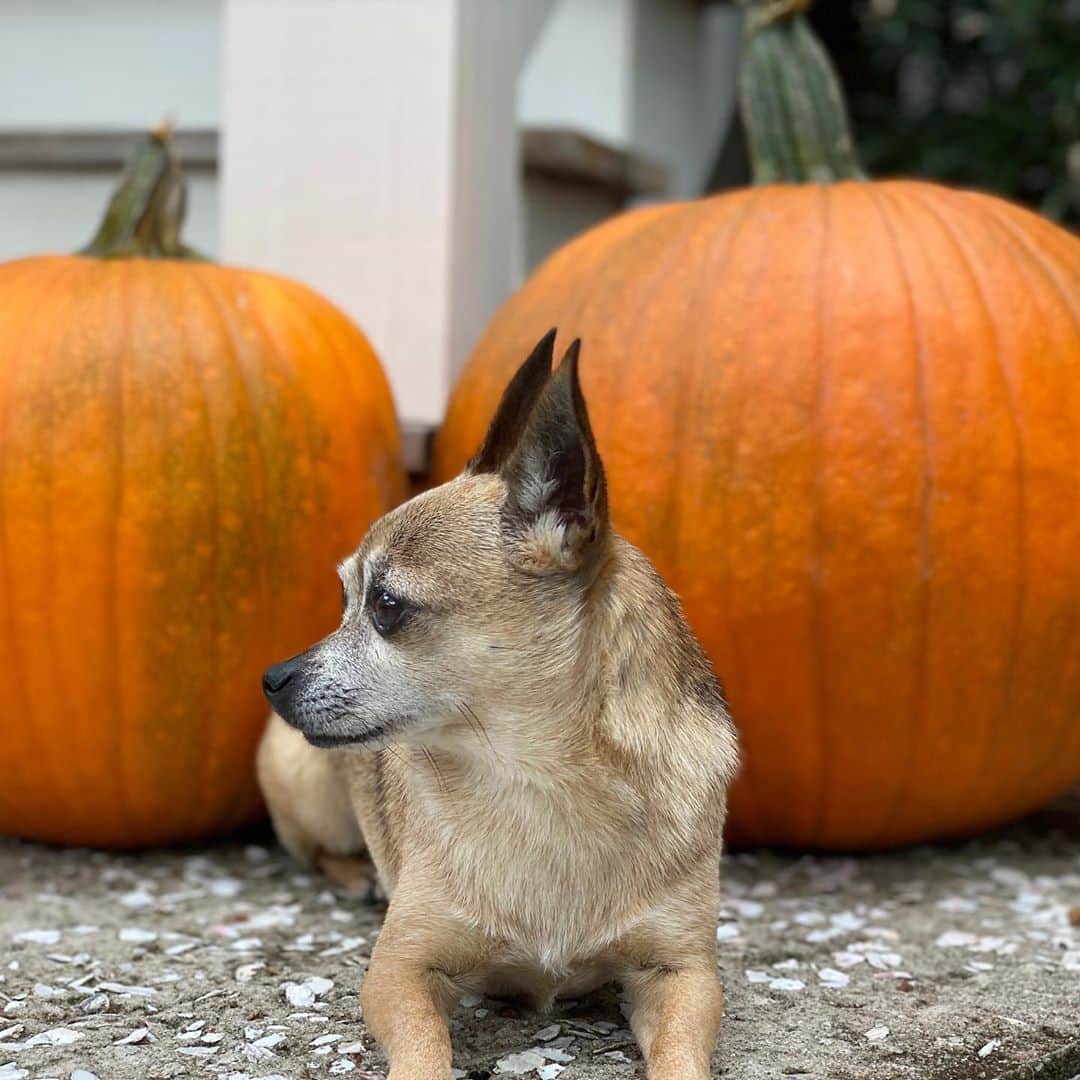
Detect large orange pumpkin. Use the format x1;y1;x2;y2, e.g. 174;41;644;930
0;129;405;847
434;3;1080;848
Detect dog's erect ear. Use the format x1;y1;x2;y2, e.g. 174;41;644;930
468;329;557;475
501;339;609;574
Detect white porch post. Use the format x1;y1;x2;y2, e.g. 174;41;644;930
220;0;543;433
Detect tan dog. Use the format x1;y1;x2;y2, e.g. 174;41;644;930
257;331;739;1079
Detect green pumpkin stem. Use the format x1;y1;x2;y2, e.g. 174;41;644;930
739;0;866;184
80;123;207;259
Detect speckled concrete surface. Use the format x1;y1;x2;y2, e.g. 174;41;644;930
1;792;1078;1080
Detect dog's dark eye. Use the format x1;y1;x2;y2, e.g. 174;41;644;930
371;589;411;638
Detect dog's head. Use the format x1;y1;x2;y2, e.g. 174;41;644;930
262;330;610;750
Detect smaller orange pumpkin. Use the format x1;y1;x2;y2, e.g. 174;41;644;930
0;128;406;848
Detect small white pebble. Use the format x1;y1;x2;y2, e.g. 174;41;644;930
22;1027;81;1048
769;978;805;992
329;1061;355;1075
208;877;243;898
338;1041;365;1054
201;1032;224;1045
745;970;771;983
311;1033;343;1047
459;993;483;1008
866;952;902;970
283;977;333;1008
715;923;740;942
534;1024;561;1042
936;931;977;948
539;1047;573;1063
114;1027;154;1046
866;1026;890;1042
538;1066;566;1080
937;897;978;913
494;1049;548;1073
12;930;60;946
254;1033;287;1050
96;981;156;997
119;888;154;909
164;942;198;956
71;1071;100;1080
118;928;157;944
818;968;850;988
833;951;864;969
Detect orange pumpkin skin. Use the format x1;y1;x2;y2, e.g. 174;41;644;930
0;256;405;847
433;180;1080;849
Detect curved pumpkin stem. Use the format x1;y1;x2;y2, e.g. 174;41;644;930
739;0;866;185
80;122;208;260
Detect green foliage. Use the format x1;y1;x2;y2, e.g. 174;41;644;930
848;0;1078;226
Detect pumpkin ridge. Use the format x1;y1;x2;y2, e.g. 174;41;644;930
964;203;1080;799
233;274;340;831
665;196;757;560
0;260;56;828
0;261;83;829
210;273;302;832
861;184;935;846
716;186;793;843
806;183;833;845
671;193;763;832
909;187;1028;832
182;263;260;836
975;199;1080;336
45;262;117;836
41;261;112;831
731;188;803;842
108;262;141;843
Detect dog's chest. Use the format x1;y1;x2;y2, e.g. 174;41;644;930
422;777;649;967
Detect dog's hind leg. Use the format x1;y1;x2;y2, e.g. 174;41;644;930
256;712;371;892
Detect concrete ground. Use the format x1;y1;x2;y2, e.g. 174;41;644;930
1;792;1077;1080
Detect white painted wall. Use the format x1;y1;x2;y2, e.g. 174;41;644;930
0;0;221;129
519;0;637;150
221;0;526;427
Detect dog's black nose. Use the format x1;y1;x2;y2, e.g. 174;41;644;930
263;657;299;698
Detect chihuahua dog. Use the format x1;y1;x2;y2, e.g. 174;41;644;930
258;330;739;1079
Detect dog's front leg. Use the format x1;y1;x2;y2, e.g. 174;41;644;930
361;903;485;1080
622;965;723;1080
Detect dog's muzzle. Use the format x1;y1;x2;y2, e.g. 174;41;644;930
262;654;304;720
